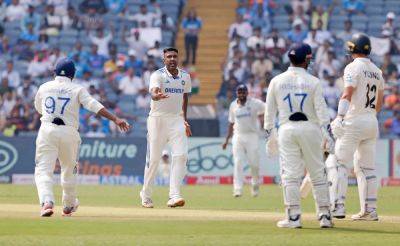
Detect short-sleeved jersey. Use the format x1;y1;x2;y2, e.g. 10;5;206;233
149;67;192;117
264;67;330;130
343;57;384;119
34;76;104;129
228;97;265;134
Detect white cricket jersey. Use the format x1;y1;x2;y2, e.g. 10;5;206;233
34;76;104;129
149;67;192;117
343;57;384;119
228;97;265;134
264;67;330;130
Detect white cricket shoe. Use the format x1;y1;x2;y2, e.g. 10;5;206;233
40;201;54;217
332;203;346;219
277;215;302;228
319;213;334;228
233;189;242;198
251;184;259;197
140;191;154;208
167;197;185;208
62;199;79;217
351;210;379;221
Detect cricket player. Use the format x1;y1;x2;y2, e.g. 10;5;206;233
140;47;192;208
222;84;265;197
327;33;384;221
35;58;130;217
264;43;335;228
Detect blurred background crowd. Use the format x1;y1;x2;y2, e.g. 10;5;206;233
217;0;400;138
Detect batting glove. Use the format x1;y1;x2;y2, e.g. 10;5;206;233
331;117;345;139
321;124;335;154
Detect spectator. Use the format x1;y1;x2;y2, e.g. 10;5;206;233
315;19;332;43
87;44;106;70
81;6;104;32
336;19;357;45
35;33;49;51
20;5;41;34
49;47;66;68
228;14;252;40
0;78;12;96
386;70;399;89
147;41;163;61
342;0;365;16
47;0;69;16
70;41;89;61
291;0;310;14
315;39;332;69
182;8;202;65
118;67;144;96
0;37;13;56
62;6;82;30
323;75;341;119
384;110;400;136
2;91;16;117
286;18;308;44
247;27;265;50
135;89;151;109
245;74;262;99
249;3;271;35
381;53;398;79
105;0;126;15
311;4;335;31
80;0;107;14
19;23;39;43
16;75;37;103
1;60;21;88
154;13;175;32
27;51;52;78
43;4;63;36
251;55;273;83
0;0;6;22
148;0;162;19
218;76;239;99
6;0;26;22
384;87;400;110
291;4;309;26
125;49;144;75
382;12;397;38
104;53;118;74
90;27;113;57
128;4;157;27
318;50;340;78
123;29;148;59
86;118;106;137
304;28;320;52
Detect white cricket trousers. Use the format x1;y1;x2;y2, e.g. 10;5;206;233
232;132;260;192
278;122;330;216
35;122;81;207
141;115;188;199
334;114;378;212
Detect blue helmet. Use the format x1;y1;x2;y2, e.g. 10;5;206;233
54;58;76;79
288;43;312;65
236;84;248;92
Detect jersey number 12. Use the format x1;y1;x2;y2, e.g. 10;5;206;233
365;84;376;109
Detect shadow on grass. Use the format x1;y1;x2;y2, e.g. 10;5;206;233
301;226;400;235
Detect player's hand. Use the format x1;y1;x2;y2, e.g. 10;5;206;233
222;142;228;150
265;128;272;142
152;91;169;101
115;118;131;132
331;117;345;139
184;121;192;137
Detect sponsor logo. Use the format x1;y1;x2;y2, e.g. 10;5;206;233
79;140;137;159
100;175;142;185
0;140;18;175
187;142;233;174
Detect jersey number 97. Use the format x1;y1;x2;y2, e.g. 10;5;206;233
45;96;70;115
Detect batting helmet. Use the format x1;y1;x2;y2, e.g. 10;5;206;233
347;33;371;55
54;58;76;79
288;43;312;65
236;84;248;92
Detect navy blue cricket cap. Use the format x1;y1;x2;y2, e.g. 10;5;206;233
54;58;76;79
288;43;312;65
236;84;248;92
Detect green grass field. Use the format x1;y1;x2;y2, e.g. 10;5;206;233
0;184;399;245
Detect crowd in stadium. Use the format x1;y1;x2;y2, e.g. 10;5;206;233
217;0;400;138
0;0;187;137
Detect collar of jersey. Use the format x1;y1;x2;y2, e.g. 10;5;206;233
354;57;370;62
55;76;72;83
164;66;181;79
288;66;306;72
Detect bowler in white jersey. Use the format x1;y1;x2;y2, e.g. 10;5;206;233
265;43;335;228
140;47;192;208
34;58;130;217
328;33;384;221
222;84;265;197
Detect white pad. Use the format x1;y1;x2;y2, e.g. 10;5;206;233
326;154;348;206
355;167;377;214
169;155;188;199
282;179;301;216
310;175;330;214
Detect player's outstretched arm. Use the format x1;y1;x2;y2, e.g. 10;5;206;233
97;108;131;132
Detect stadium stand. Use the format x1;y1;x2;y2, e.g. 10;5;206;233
0;0;185;137
217;0;400;138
